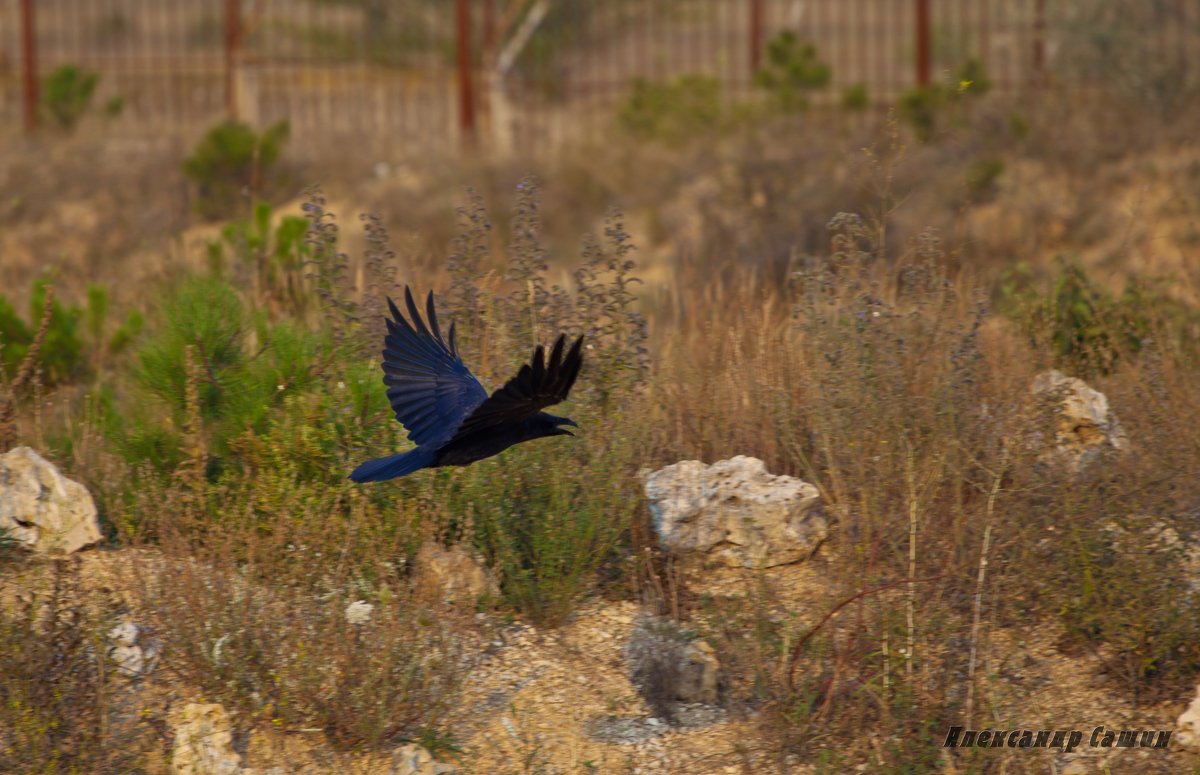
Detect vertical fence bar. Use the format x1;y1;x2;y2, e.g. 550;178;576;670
749;0;764;75
915;0;931;86
483;0;497;55
980;0;992;85
225;0;242;121
456;0;477;146
1032;0;1046;85
20;0;38;131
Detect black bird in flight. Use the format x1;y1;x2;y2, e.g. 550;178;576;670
349;287;584;482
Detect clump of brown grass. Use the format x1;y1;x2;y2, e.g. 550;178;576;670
0;284;54;451
635;211;1200;768
0;561;156;773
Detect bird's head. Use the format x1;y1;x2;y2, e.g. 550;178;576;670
530;412;578;438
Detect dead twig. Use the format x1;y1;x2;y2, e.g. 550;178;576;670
787;574;945;690
0;285;55;450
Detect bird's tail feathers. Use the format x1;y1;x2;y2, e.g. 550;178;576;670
349;446;436;482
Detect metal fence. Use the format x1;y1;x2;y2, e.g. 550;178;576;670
3;1;1197;153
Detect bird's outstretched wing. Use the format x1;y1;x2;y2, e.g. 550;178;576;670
449;334;584;440
382;287;489;446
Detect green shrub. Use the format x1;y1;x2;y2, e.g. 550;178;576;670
898;56;991;142
965;157;1005;198
999;258;1198;377
898;84;947;142
209;201;313;316
1008;110;1032;140
83;284;143;367
1053;0;1198;113
42;64;99;131
754;31;831;111
1049;512;1200;689
0;526;17;562
955;56;992;96
112;275;325;470
841;83;869;111
103;95;125;118
0;279;87;386
184;120;290;219
618;74;723;144
452;409;641;625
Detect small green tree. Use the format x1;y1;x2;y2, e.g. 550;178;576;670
210;201;312;316
619;74;723;144
42;64;99;131
0;280;84;386
183;120;290;219
113;275;323;470
841;83;870;111
755;31;831;111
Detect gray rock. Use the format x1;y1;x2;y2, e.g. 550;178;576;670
584;715;668;744
391;742;458;774
0;446;102;553
169;703;246;775
1176;684;1200;750
643;455;825;568
626;617;721;719
1031;370;1128;473
108;618;161;678
676;640;719;705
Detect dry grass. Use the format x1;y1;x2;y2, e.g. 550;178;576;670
3;87;1200;773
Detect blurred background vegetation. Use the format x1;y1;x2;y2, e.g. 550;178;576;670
3;1;1200;773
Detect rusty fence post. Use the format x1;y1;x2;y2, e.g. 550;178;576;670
915;0;931;87
749;0;765;75
225;0;242;121
20;0;38;132
456;0;477;147
1032;0;1046;85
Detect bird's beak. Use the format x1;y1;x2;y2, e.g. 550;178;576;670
560;418;579;428
555;417;578;436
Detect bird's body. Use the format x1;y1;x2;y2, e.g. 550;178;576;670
433;413;571;466
349;287;583;482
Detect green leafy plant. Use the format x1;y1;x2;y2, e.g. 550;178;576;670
898;57;991;141
1001;257;1200;378
103;95;125;118
83;284;143;368
955;56;992;96
209;201;313;316
183;120;290;219
454;415;640;626
841;83;869;110
898;84;946;142
965;157;1005;198
754;31;831;111
618;74;723;144
42;64;99;130
1051;513;1200;689
110;274;324;471
0;279;93;386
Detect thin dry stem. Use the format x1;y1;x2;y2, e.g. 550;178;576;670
0;284;54;450
965;445;1010;724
